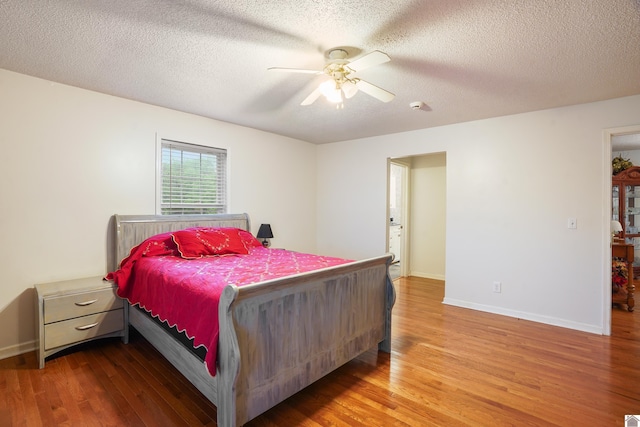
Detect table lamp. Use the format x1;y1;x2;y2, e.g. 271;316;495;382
611;220;623;242
257;224;274;247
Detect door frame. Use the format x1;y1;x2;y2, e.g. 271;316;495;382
603;124;640;335
387;159;410;276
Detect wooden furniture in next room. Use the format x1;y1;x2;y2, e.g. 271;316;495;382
612;166;640;278
612;242;635;312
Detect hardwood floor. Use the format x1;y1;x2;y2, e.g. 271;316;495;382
1;276;639;426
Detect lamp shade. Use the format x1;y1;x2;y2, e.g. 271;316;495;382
320;80;348;104
257;224;274;248
611;220;623;233
257;224;274;239
342;80;358;99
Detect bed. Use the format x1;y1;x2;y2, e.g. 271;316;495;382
108;213;395;426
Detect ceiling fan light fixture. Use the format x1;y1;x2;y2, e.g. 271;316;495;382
342;80;358;99
270;48;392;107
320;80;343;103
325;88;343;103
319;80;335;95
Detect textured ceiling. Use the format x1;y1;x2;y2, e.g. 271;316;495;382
1;0;639;144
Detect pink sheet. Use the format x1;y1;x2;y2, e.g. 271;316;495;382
109;245;352;376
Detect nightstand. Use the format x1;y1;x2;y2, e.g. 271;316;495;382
35;276;128;368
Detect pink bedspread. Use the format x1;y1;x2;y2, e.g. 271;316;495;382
110;246;352;376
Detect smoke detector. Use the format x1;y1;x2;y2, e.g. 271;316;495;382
410;101;425;110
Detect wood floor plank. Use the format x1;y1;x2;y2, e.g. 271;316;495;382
2;276;639;426
83;343;146;426
54;356;95;425
120;335;217;425
42;359;72;425
16;358;42;427
89;349;171;427
106;343;193;426
33;390;56;427
69;348;131;427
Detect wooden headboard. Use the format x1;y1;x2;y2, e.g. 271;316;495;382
110;213;251;272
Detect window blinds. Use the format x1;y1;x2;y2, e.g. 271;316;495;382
160;139;227;215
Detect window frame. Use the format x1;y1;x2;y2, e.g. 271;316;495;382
156;137;228;215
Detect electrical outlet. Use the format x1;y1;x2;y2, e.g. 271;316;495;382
493;281;502;293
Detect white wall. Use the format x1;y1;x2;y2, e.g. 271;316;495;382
409;153;446;280
317;94;640;334
0;69;317;358
3;65;640;356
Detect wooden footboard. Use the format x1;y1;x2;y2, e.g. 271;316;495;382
217;255;394;426
111;214;395;427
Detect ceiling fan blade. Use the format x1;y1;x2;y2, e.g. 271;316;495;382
355;80;395;103
346;51;391;72
301;86;323;106
268;67;322;74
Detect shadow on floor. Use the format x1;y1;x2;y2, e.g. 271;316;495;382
389;263;400;280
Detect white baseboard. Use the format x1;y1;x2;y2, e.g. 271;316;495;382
410;271;445;281
0;340;37;361
442;297;604;335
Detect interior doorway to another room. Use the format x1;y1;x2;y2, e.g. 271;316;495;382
388;153;447;283
609;127;640;336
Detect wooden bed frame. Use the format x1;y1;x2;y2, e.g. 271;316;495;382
110;213;395;426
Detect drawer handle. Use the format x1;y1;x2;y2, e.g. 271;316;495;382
75;322;99;331
75;299;98;307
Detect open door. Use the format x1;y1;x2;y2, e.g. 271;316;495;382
388;161;409;279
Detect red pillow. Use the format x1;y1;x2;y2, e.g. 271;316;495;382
172;227;252;259
137;232;178;257
105;232;177;285
237;229;263;249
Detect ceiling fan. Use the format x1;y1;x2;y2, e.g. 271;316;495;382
268;48;395;107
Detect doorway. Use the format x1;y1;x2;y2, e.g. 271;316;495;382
387;153;447;282
605;126;640;335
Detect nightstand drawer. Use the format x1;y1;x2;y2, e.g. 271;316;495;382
44;309;124;350
44;287;123;324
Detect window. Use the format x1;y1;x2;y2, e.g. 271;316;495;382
159;139;227;215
